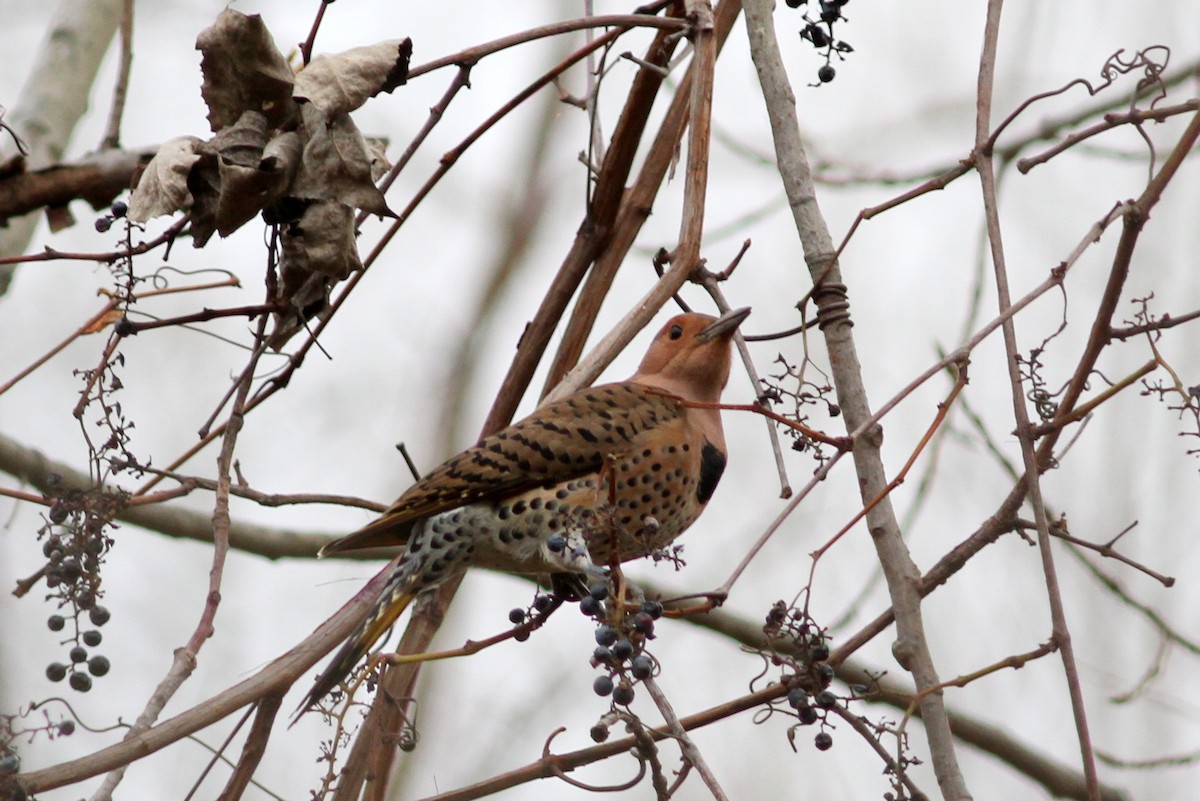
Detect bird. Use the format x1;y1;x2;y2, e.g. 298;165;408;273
299;306;750;714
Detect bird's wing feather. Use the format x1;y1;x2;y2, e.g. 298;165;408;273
320;383;684;554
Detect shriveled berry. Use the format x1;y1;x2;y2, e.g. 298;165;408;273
589;724;609;743
594;625;618;647
89;606;111;626
546;534;567;552
46;662;68;682
639;601;663;619
69;646;88;663
787;688;807;709
579;596;601;616
508;607;526;624
588;582;609;601
632;612;655;636
47;614;66;632
798;705;819;725
88;656;110;677
815;690;838;709
69;672;92;692
814;731;833;750
593;675;614;696
630;654;653;680
57;720;76;736
613;684;635;705
612;640;634;661
532;594;553;612
810;643;830;662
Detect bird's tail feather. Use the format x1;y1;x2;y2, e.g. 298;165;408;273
293;574;420;720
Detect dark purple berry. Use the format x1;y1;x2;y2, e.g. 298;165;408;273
593;675;614;696
46;662;68;682
785;0;804;6
532;594;552;612
89;606;111;626
818;65;836;83
579;595;601;616
0;754;19;774
508;607;526;624
815;731;833;750
632;612;655;636
57;720;76;736
612;640;634;661
613;684;635;705
47;614;66;632
816;664;835;682
110;200;128;218
593;646;614;664
798;705;819;725
94;216;114;233
69;646;88;664
513;629;530;642
815;690;838;709
60;558;81;582
88;656;110;677
595;625;618;647
588;582;608;601
42;537;61;557
76;590;95;610
810;643;830;661
69;672;92;692
787;688;807;709
630;654;653;680
114;317;135;337
640;601;663;619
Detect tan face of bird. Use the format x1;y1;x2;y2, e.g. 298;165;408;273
629;309;749;404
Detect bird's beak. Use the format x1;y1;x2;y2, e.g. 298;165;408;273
696;307;751;343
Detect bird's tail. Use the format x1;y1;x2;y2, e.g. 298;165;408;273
294;571;421;720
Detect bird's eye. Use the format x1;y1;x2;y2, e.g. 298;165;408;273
668;324;683;340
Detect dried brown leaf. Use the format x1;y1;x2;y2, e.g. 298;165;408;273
292;104;392;217
279;200;361;281
293;38;412;117
196;9;295;132
128;135;203;222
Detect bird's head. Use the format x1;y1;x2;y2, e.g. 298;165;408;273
630;307;750;402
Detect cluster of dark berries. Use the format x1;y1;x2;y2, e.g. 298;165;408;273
581;580;663;721
94;199;129;233
44;601;112;693
38;482;117;693
506;592;559;642
763;601;843;751
783;0;854;85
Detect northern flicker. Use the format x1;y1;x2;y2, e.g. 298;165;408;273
300;307;749;713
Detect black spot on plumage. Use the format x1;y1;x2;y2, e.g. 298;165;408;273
577;427;599;443
697;440;727;503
